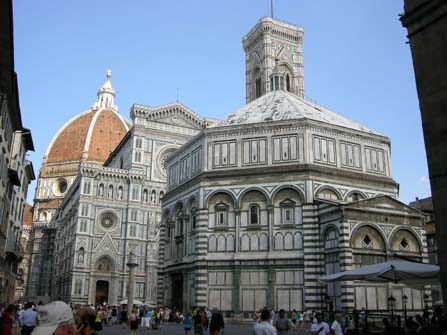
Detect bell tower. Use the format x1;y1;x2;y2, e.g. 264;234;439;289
243;17;304;103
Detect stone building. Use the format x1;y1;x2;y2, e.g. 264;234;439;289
27;71;211;304
158;17;429;314
27;71;130;301
0;0;35;304
15;204;33;301
409;196;441;303
401;0;447;308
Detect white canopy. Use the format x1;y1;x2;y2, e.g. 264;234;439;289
119;299;144;306
319;260;440;287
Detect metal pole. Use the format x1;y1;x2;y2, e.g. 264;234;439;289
127;251;138;314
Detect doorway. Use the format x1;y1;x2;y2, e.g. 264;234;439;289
172;275;183;311
95;280;109;305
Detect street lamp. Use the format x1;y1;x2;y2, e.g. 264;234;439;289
388;295;396;320
423;294;429;320
402;294;408;321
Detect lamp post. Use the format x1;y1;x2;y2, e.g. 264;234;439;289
423;294;429;320
402;294;408;321
388;295;396;320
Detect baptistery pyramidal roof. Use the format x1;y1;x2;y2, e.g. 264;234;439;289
212;90;382;136
44;70;131;164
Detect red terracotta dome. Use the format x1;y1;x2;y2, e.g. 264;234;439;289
44;70;131;164
45;109;130;164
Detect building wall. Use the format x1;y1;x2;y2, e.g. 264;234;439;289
401;0;447;308
32;102;208;304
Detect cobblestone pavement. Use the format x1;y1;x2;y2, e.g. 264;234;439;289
100;322;311;335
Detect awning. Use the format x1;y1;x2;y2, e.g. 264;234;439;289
319;260;440;287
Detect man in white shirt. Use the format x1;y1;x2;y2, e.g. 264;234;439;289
253;308;277;335
330;313;343;335
310;313;330;335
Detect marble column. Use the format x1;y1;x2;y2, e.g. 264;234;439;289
127;251;138;312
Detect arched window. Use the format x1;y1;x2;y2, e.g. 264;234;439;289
325;229;339;249
143;189;148;203
191;208;197;230
286;73;291;92
249;205;259;225
316;188;340;201
215;203;229;227
255;77;262;98
176;210;184;236
253;68;262;99
83;180;91;194
346;192;365;202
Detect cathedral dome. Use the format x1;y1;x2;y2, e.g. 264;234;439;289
212;90;382;136
45;109;130;164
44;71;131;164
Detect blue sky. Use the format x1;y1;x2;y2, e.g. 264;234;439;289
13;0;430;204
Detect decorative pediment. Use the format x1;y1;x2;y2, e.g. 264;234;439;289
93;233;118;255
147;103;214;130
343;195;424;217
280;198;296;206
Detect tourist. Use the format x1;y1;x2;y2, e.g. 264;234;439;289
299;311;304;329
193;308;205;335
310;313;329;335
209;307;225;335
107;306;112;325
94;308;102;331
140;307;146;328
30;301;77;335
253;308;277;335
204;308;211;331
100;307;108;327
183;312;192;335
128;309;138;335
120;307;128;328
275;309;290;335
330;313;343;335
304;310;311;328
75;307;100;335
291;309;298;330
145;308;153;329
0;304;15;335
164;307;170;324
111;306;117;325
18;302;37;335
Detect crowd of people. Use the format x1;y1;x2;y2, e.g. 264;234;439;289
1;300;447;335
249;308;342;335
0;301;226;335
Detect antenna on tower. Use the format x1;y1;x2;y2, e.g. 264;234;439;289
271;0;274;18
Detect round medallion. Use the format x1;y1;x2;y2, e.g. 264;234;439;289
100;213;116;229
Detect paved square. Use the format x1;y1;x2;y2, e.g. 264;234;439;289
100;323;311;335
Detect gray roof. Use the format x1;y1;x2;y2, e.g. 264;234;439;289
211;90;383;136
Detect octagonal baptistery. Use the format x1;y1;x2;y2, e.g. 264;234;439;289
158;86;428;313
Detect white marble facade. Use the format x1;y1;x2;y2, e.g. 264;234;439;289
158;17;429;314
39;102;210;305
